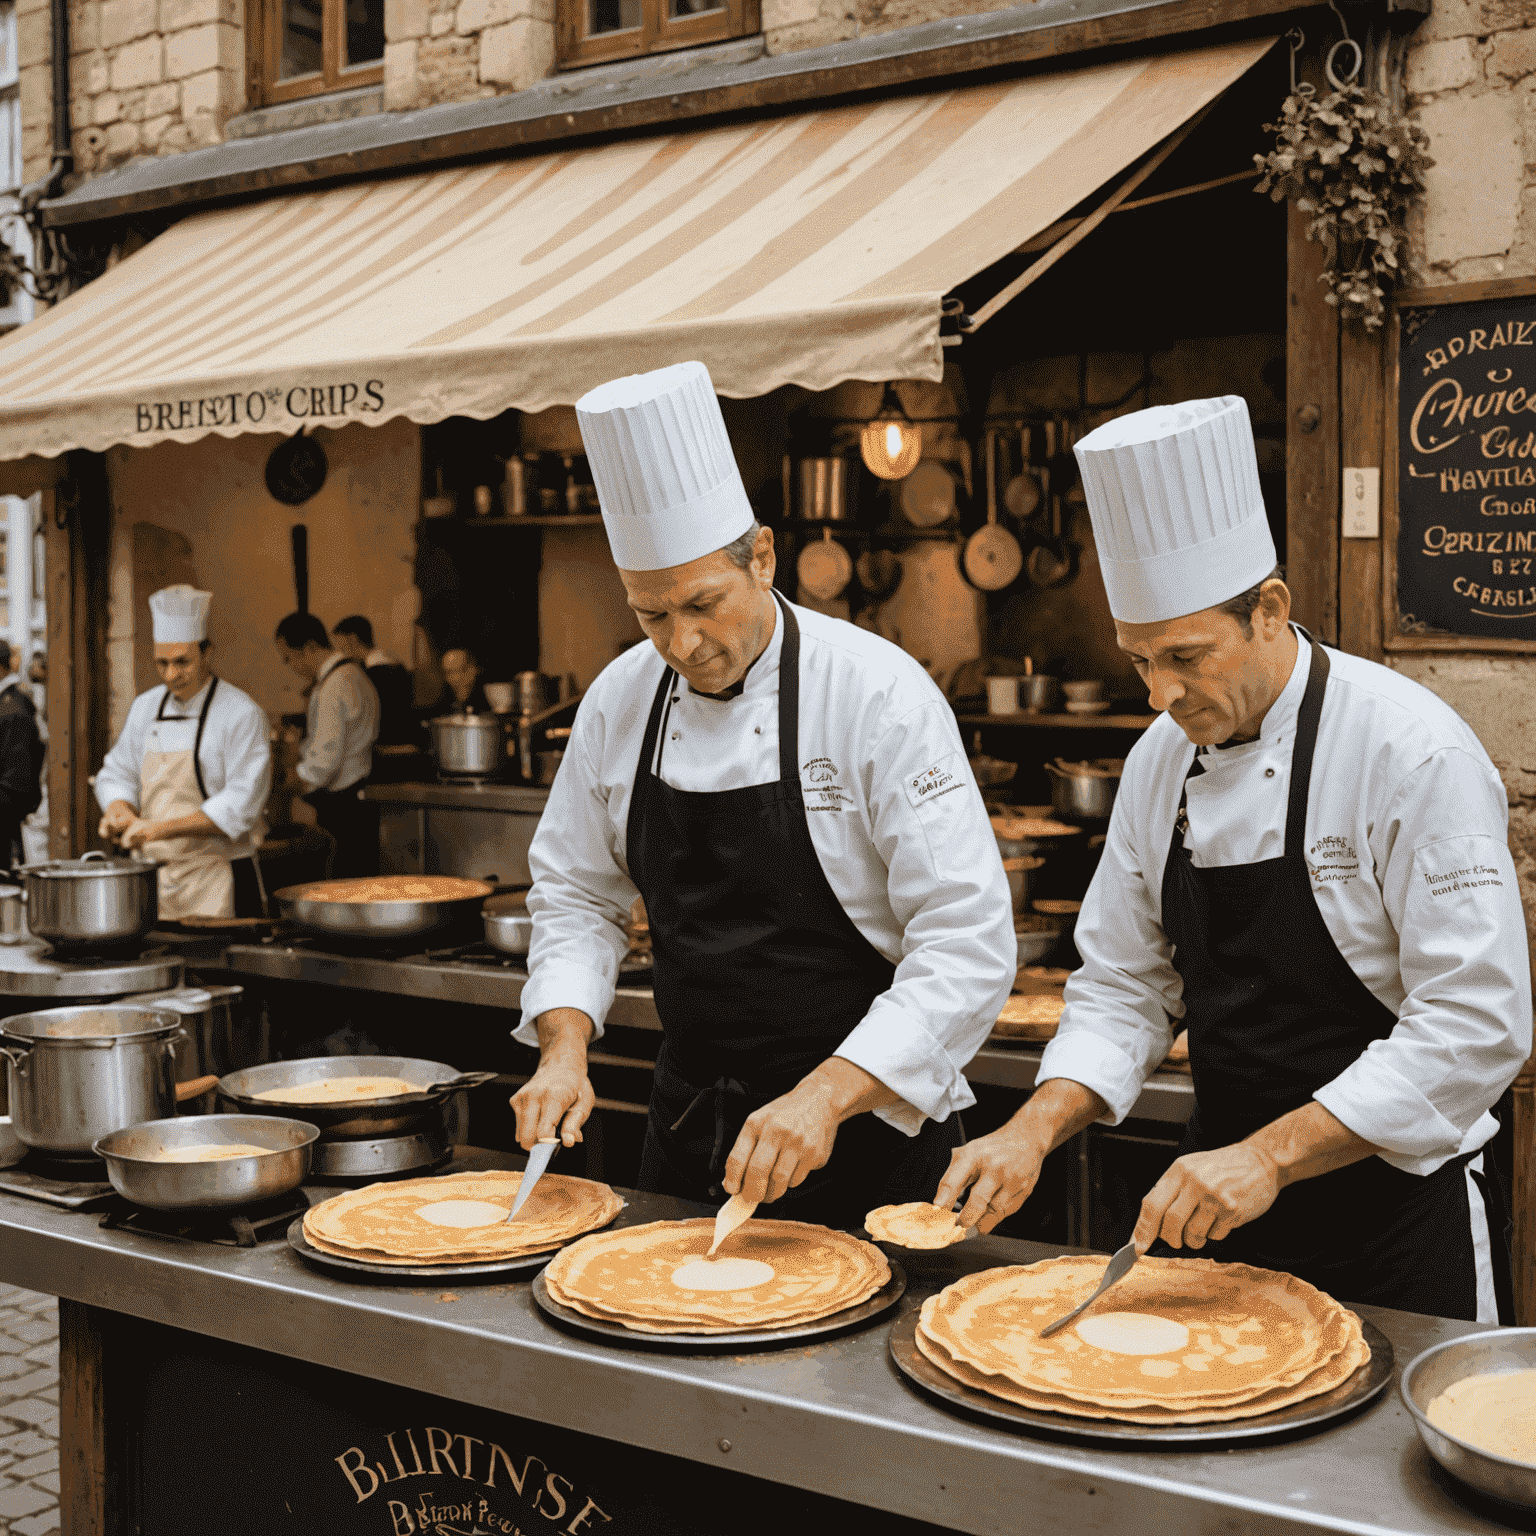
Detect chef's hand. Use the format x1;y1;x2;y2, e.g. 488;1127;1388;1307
1134;1103;1380;1251
511;1008;595;1149
723;1057;897;1206
119;818;157;850
99;801;138;841
933;1079;1109;1234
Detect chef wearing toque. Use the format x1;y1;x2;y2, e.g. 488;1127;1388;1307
936;397;1530;1323
513;362;1015;1227
96;585;272;919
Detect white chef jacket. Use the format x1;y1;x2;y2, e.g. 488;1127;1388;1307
519;600;1016;1135
297;654;379;793
1039;632;1532;1176
95;678;271;857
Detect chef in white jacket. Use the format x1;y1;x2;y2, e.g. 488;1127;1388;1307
96;586;272;920
513;361;1015;1226
936;396;1529;1322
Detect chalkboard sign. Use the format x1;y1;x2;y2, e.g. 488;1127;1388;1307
1396;285;1536;641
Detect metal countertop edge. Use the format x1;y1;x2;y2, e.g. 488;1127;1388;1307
0;1209;1482;1536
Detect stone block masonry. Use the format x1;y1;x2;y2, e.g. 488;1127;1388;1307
0;1285;59;1536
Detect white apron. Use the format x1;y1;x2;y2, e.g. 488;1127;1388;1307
139;680;237;920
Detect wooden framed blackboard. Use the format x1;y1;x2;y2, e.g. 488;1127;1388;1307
1385;275;1536;652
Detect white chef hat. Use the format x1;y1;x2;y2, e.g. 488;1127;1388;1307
576;361;754;572
1073;396;1275;624
148;584;213;644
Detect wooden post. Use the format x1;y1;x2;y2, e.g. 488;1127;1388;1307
57;1300;110;1536
1285;199;1340;642
1338;326;1384;663
41;484;76;858
1515;1065;1536;1326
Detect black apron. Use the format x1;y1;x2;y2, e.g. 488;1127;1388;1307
1156;635;1512;1322
627;595;960;1227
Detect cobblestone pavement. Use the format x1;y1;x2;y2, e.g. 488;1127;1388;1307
0;1287;59;1536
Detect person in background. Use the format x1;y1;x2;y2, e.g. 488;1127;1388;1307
97;587;270;918
0;641;44;869
425;647;493;718
331;616;415;747
19;651;47;866
274;612;380;878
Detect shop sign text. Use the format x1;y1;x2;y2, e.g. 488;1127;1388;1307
133;379;386;436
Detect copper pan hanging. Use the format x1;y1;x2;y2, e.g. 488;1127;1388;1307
962;430;1024;592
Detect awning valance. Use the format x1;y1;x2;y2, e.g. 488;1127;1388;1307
0;35;1270;462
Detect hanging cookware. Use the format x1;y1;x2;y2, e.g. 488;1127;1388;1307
93;1114;319;1211
897;461;956;528
795;458;851;521
18;852;159;952
855;548;903;602
962;431;1024;591
1045;415;1079;496
1026;493;1079;589
0;1005;219;1158
1003;425;1040;521
797;527;853;601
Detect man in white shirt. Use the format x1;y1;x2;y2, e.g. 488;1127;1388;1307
935;397;1529;1322
97;586;271;919
275;612;380;878
513;361;1015;1226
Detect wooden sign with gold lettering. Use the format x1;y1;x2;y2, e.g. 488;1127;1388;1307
1391;278;1536;646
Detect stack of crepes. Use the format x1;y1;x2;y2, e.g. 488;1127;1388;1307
303;1171;622;1267
543;1218;890;1333
916;1256;1368;1424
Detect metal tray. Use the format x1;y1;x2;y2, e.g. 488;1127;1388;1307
286;1218;558;1281
530;1261;907;1351
887;1307;1394;1445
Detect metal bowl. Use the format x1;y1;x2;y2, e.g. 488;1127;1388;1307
1400;1328;1536;1510
275;883;490;941
217;1054;471;1139
484;892;533;955
92;1113;318;1210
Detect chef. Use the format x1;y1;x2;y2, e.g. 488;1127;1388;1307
512;361;1015;1226
96;585;272;919
935;396;1530;1322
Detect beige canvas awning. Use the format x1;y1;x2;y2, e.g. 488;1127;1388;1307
0;35;1270;462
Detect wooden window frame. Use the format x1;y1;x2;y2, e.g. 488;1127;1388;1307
556;0;758;71
1382;273;1536;656
247;0;384;111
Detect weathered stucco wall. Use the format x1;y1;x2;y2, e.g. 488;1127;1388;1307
1395;0;1536;955
103;417;421;735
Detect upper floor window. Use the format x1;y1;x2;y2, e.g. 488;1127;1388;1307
556;0;758;69
0;0;31;332
250;0;385;106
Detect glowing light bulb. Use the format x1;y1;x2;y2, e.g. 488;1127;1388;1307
860;383;922;480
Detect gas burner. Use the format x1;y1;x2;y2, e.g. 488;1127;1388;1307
420;942;523;968
99;1189;311;1247
41;940;167;964
0;1153;116;1209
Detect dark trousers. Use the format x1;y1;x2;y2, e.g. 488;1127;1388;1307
304;783;377;878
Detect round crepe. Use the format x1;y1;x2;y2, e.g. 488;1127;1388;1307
913;1306;1369;1424
303;1171;621;1264
993;995;1066;1038
866;1203;967;1249
544;1219;889;1334
920;1256;1357;1409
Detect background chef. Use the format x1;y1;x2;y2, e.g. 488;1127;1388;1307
96;585;272;919
937;396;1531;1323
512;361;1015;1227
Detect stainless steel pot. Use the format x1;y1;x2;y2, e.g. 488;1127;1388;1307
797;458;850;521
429;714;504;778
1044;759;1121;820
0;883;26;945
18;852;158;951
0;1005;185;1157
93;1113;319;1210
217;1055;491;1139
484;892;533;955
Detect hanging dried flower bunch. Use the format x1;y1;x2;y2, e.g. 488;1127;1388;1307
1255;77;1432;331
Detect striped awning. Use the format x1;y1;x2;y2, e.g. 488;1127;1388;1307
0;35;1269;461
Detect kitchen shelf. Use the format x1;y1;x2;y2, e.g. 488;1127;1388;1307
452;514;605;527
958;712;1158;730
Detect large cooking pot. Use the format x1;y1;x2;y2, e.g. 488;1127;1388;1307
217;1055;494;1140
93;1114;319;1210
0;1005;218;1158
429;714;504;778
18;852;158;951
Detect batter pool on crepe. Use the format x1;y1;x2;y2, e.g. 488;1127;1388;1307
866;1203;967;1249
915;1256;1366;1422
303;1171;622;1266
252;1076;421;1104
544;1219;889;1334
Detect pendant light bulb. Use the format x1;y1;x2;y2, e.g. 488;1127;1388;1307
860;383;922;480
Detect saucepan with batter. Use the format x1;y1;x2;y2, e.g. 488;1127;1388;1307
216;1055;493;1140
93;1113;319;1209
274;875;496;942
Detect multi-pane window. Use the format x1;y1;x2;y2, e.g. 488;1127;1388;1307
557;0;758;68
0;1;33;332
251;0;384;106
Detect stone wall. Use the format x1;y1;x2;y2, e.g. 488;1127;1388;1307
1395;0;1536;954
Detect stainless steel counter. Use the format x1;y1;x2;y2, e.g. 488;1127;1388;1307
0;1175;1499;1536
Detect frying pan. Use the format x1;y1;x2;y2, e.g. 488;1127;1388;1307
1026;493;1080;590
796;527;853;601
1003;426;1040;521
275;880;492;941
962;431;1023;592
855;548;903;602
217;1055;497;1139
